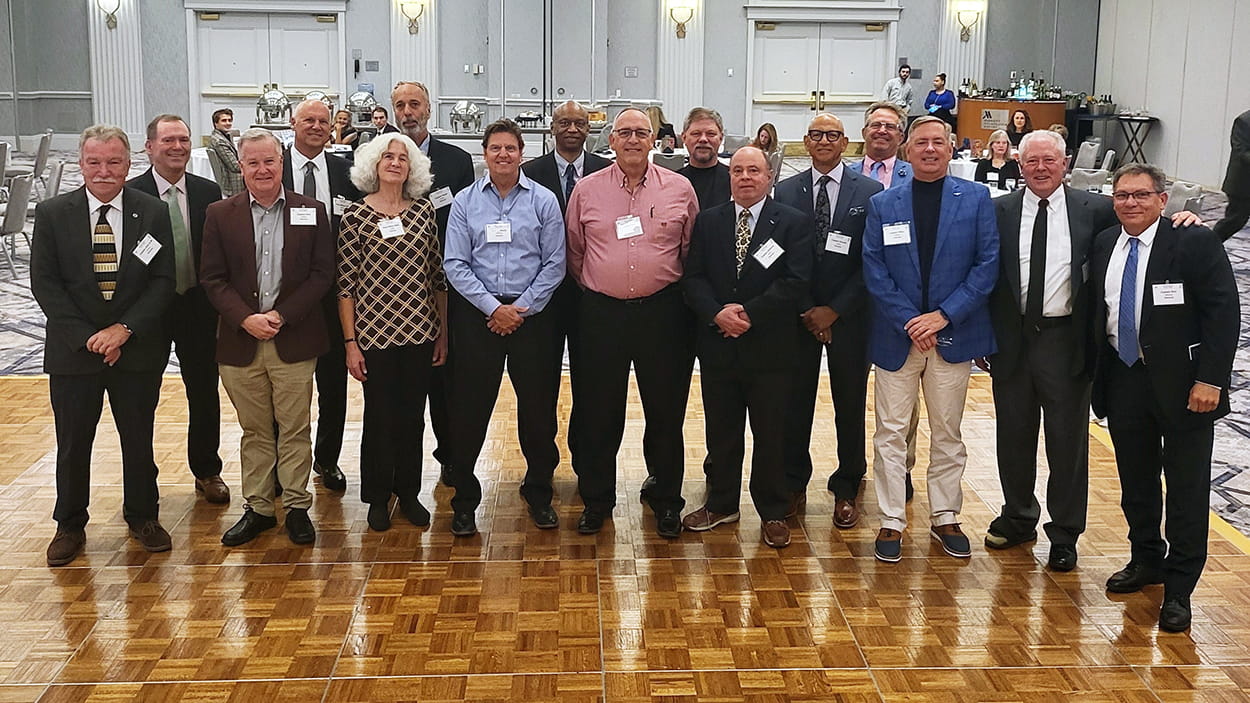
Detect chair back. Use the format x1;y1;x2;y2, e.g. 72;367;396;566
43;160;64;199
204;148;227;185
30;131;52;178
590;128;612;154
1;175;32;235
1073;140;1100;170
652;152;686;171
1069;168;1109;192
722;135;751;153
767;149;784;184
1100;149;1116;171
1162;181;1204;217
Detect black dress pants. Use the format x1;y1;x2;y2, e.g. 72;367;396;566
314;294;347;470
358;342;433;505
50;369;163;529
701;364;792;521
551;276;584;468
166;289;223;479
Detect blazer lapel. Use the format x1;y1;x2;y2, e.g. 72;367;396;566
1065;187;1093;298
115;190;142;284
830;174;857;230
1001;191;1024;307
931;178;964;265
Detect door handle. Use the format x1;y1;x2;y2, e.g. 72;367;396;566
809;90;817;110
818;90;826;110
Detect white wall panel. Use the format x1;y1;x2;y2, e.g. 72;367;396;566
87;0;145;137
1175;0;1234;183
390;0;439;125
936;0;986;94
655;0;705;123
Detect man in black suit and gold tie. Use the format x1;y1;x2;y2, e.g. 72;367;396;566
280;98;362;492
681;146;813;549
32;125;176;565
1090;163;1239;633
128;114;229;504
775;112;882;529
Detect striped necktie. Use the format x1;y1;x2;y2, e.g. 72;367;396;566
93;204;118;301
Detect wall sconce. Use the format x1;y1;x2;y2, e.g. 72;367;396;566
669;0;695;39
399;1;425;35
955;0;985;42
97;0;121;30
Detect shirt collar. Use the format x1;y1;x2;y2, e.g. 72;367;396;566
1024;184;1065;211
554;150;585;174
418;133;431;155
152;169;187;197
477;170;533;194
85;188;124;216
1120;218;1160;249
248;188;287;210
812;162;843;186
613;161;651;189
289;146;327;174
734;196;766;224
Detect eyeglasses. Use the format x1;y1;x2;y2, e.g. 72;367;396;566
613;128;653;140
806;130;844;142
555;119;589;130
1111;190;1162;203
866;122;902;132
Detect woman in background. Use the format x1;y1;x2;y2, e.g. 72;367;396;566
974;129;1021;190
1006;109;1033;146
751;123;779;154
925;73;957;129
330;109;359;148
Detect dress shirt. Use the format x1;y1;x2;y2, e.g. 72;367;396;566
248;191;286;313
862;156;897;189
882;77;914;112
732;197;766;239
417;132;431;156
444;171;567;316
152;170;189;225
1103;218;1157;358
554;151;586;180
288;147;331;214
1019;187;1073;316
84;189;123;251
811;162;843;211
565;162;699;299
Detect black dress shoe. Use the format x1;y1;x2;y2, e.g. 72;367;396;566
655;509;682;539
314;463;347;492
905;472;914;502
367;503;391;532
528;504;559;529
639;475;658;502
285;508;316;545
1106;562;1165;593
400;499;431;527
450;511;478;536
1048;543;1078;572
222;510;278;546
577;507;608;534
1159;596;1192;632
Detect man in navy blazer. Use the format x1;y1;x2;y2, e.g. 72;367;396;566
775;112;882;529
862;116;999;563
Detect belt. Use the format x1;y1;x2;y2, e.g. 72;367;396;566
590;282;680;305
495;295;519;305
1025;314;1071;332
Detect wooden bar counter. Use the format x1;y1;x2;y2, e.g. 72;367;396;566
955;98;1066;145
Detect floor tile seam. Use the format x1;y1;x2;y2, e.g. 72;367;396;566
321;560;380;703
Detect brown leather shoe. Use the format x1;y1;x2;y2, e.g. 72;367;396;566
833;498;859;529
195;475;231;504
784;491;807;519
761;520;791;548
47;528;85;566
681;506;740;532
129;520;172;553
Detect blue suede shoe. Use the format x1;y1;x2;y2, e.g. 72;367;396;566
875;528;902;563
931;523;971;558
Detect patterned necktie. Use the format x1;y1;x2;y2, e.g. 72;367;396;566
1024;198;1048;324
735;208;752;275
814;174;832;237
93;205;118;301
302;161;317;198
869;160;885;184
1118;237;1140;367
564;163;576;200
164;186;195;294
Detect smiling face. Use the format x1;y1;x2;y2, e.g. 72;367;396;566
334;110;351;128
729;147;772;208
862;107;904;161
239;137;283;202
484;130;522;182
1019;137;1065;198
291;100;331;155
682;117;723;168
608;110;653;171
376;139;411;189
905;120;952;182
214;113;233;131
1112;172;1168;235
802;113;848;172
146;119;191;180
80;137;131;202
551;101;591;154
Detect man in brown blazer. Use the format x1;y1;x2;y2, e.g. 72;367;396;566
200;128;335;547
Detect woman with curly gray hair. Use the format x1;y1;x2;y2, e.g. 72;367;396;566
337;132;445;531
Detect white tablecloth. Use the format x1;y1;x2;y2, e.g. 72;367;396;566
189;148;214;182
948;160;978;180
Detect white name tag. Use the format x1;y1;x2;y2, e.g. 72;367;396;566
378;217;405;239
133;233;161;265
883;222;911;246
332;196;351;217
825;231;852;255
1005;178;1018;190
753;238;784;268
615;215;644;239
1152;282;1184;306
986;170;999;182
290;207;317;226
485;221;512;243
430;187;454;209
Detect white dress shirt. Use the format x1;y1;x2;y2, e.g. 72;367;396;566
733;197;766;238
85;189;124;249
811;162;843;213
1103;219;1158;358
152;170;189;225
1019;187;1073;316
288;147;331;215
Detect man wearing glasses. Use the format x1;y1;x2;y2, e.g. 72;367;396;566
775;112;883;529
1089;163;1238;633
565;108;700;539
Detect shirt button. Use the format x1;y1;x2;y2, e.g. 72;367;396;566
629;265;635;270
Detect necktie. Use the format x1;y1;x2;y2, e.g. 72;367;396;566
869;160;885;184
814;174;832;238
564;163;577;200
1118;237;1140;367
735;208;752;275
1024;198;1048;325
92;205;118;301
164;186;195;295
302;161;317;199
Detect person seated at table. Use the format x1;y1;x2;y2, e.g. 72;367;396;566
646;106;677;152
751;122;780;154
924;73;957;129
330;109;358;149
1047;123;1072;156
971;138;985;159
974;129;1021;190
1006;109;1032;146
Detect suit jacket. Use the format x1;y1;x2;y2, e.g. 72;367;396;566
522;150;612;215
127;168;222;282
682;197;814;370
30;186;175;374
862;176;999;371
426;137;475;243
207;130;244;196
1222;109;1250;198
199;190;336;366
988;186;1117;378
849;158;913;189
774;165;883;320
1089;219;1239;426
280;147;363;234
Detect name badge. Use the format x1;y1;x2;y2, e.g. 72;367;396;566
825;231;852;255
332;196;351;217
883;222;911;246
1005;178;1018;190
429;187;454;209
485;221;512;243
986;170;999;182
378;217;405;239
753;238;784;268
1152;282;1184;306
615;215;644;239
133;233;161;265
290;207;317;226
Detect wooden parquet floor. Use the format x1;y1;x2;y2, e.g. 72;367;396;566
0;372;1248;702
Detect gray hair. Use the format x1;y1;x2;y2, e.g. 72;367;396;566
1018;129;1065;159
863;101;907;128
907;115;951;141
682;107;724;135
1112;162;1167;193
349;132;433;200
237;128;283;156
79;124;130;152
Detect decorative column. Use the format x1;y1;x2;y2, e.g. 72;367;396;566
390;0;439;126
87;0;146;137
655;0;705;121
937;0;986;89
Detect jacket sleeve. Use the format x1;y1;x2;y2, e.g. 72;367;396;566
1189;228;1240;389
681;213;723;326
30;203;99;350
199;204;255;330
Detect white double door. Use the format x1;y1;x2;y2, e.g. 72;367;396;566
751;22;889;142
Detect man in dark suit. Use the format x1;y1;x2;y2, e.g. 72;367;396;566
128;114;229;505
201;129;336;547
280;98;362;493
1090;163;1239;633
862;116;999;564
681;146;813;549
371;107;400;135
393;80;475;483
775;112;882;529
32;125;176;565
1213;109;1250;241
521;99;611;473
